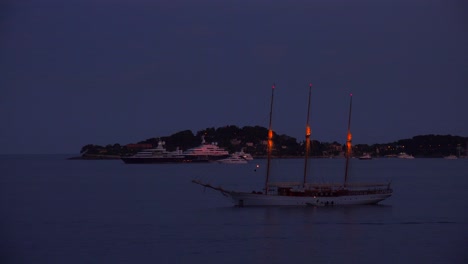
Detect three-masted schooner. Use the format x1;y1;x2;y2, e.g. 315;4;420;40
193;84;392;206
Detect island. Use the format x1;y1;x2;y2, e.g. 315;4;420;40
71;125;468;160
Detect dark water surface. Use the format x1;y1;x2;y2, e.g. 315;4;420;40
1;155;467;263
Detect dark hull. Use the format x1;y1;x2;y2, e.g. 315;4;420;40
184;154;231;163
121;154;230;164
121;157;192;164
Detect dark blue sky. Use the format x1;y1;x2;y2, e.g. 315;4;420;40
1;0;467;154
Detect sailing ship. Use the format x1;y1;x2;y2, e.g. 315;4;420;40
193;84;393;206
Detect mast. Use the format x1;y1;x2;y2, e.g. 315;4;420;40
265;83;275;195
303;83;312;187
344;93;353;186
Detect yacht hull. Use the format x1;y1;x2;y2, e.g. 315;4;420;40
121;157;189;164
228;192;392;207
121;155;230;164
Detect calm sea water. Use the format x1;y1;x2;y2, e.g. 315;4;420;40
1;155;467;264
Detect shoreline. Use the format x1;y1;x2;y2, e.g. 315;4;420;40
68;154;121;160
68;155;468;160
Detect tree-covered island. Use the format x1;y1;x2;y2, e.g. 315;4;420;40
75;125;467;159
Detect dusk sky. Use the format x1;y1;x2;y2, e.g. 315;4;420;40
1;0;467;154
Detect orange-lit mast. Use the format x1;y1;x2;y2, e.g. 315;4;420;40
303;83;312;187
344;93;353;186
265;83;275;195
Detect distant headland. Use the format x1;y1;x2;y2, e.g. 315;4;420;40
71;125;468;160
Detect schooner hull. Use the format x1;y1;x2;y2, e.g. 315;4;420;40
228;192;392;207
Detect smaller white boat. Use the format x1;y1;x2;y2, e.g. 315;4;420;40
444;155;458;160
216;154;248;164
397;152;415;159
359;153;372;160
233;150;254;161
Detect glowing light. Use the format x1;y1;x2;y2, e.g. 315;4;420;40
306;126;311;136
268;140;273;148
346;132;352;155
350;93;353;96
268;130;273;139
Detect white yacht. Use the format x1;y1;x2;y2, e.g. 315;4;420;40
121;141;186;164
183;137;230;162
359;153;372;160
397;152;415;159
444;155;458;160
216;154;249;164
